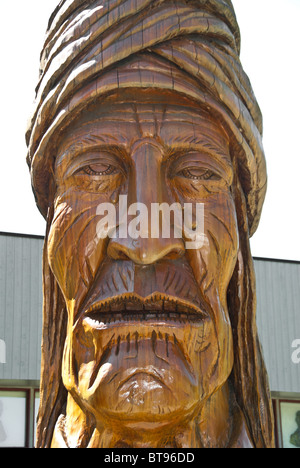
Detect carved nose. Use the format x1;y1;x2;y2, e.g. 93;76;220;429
107;140;185;264
107;237;185;265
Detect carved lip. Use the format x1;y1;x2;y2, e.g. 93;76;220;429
82;293;209;327
115;369;172;396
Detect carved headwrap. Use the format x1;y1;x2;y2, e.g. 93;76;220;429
26;0;266;236
28;0;274;448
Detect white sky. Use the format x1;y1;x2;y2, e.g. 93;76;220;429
0;0;299;261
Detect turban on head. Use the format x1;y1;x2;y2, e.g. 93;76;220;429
26;0;267;235
30;1;274;449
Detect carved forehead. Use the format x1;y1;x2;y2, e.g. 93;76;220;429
59;99;230;155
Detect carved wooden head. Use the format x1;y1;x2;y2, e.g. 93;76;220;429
26;0;274;448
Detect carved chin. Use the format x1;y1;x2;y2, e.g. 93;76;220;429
65;311;219;425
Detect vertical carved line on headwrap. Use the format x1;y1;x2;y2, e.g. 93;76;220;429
228;177;275;448
36;205;68;448
27;0;266;236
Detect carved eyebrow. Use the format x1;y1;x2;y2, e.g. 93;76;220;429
167;134;229;153
165;146;233;185
62;133;126;154
56;133;130;169
163;136;232;167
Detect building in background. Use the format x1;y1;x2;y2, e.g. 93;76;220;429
0;232;299;448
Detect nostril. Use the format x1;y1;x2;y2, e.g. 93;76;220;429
108;238;186;265
115;250;131;261
164;248;185;260
108;244;131;261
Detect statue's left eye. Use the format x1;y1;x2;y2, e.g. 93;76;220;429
83;164;117;176
180;167;219;180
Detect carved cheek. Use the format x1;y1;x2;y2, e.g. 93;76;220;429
186;192;238;298
187;193;238;380
205;194;239;294
47;189;107;307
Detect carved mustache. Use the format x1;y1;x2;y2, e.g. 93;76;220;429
79;258;210;322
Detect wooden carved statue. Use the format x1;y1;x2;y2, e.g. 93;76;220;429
26;0;274;448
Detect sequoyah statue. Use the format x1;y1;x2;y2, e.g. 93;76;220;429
26;0;275;448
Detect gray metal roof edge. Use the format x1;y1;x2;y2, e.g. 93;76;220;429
0;231;299;265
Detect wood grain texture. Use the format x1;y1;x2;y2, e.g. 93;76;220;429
26;1;274;448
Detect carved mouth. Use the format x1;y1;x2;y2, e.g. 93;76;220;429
83;293;208;329
84;311;203;329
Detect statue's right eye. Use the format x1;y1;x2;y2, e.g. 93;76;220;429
83;164;117;176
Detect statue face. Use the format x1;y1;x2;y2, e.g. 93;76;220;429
48;96;239;431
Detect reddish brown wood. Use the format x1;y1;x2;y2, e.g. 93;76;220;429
26;1;274;448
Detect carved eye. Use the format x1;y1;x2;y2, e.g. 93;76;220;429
179;167;219;181
83;164;117;176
